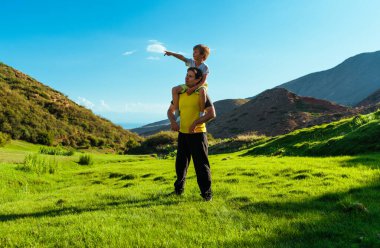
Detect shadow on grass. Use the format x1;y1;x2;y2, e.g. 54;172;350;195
226;179;380;247
0;192;184;223
339;154;380;169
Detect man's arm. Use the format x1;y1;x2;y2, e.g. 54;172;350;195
167;104;179;132
189;105;216;133
164;51;187;63
187;73;208;95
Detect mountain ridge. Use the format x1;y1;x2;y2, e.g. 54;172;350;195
277;50;380;106
207;88;358;138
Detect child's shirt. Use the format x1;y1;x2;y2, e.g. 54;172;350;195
185;58;209;76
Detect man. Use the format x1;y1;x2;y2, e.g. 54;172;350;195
167;67;216;201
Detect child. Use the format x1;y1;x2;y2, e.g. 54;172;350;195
164;44;210;118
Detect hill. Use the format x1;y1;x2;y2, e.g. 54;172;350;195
277;50;380;106
0;62;140;151
207;88;358;138
356;88;380;107
246;109;380;156
131;98;249;136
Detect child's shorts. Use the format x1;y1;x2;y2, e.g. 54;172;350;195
179;83;208;94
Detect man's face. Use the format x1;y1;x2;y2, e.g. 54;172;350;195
185;70;197;87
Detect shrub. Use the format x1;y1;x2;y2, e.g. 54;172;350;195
18;154;59;175
39;146;74;156
124;137;140;152
128;131;177;157
144;131;177;147
0;132;10;146
79;154;94;165
36;132;54;146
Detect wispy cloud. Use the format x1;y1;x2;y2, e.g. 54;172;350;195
147;56;160;60
124;102;168;113
77;97;95;109
122;50;136;56
99;100;111;111
147;40;166;54
76;96;167;117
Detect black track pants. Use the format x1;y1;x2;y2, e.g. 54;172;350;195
174;132;212;196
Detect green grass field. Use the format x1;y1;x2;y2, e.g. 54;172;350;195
1;140;379;247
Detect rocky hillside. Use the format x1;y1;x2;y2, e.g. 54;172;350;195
278;51;380;106
0;62;140;151
207;88;358;138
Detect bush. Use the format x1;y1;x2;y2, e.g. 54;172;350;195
144;131;177;147
0;132;10;146
128;131;177;157
39;146;74;156
124;137;140;152
79;154;94;165
36;132;54;146
17;154;59;175
40;146;74;156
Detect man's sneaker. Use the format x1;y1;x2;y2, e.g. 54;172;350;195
175;189;184;195
167;190;183;197
201;193;212;202
204;196;212;202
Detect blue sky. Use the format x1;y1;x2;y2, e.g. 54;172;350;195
1;0;380;127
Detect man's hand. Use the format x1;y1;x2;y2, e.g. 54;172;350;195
189;121;198;133
171;121;179;132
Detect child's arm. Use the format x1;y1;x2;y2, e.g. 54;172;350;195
186;73;208;95
164;51;187;62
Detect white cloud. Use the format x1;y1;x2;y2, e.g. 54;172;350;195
147;56;160;60
122;50;136;56
124;102;168;114
99;100;111;111
77;97;95;109
146;40;166;54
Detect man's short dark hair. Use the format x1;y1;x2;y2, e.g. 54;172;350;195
187;67;203;80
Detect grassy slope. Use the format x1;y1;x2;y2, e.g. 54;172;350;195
1;141;379;247
247;110;380;156
0;63;140;150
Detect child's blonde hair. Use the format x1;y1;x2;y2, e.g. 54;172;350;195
193;44;210;61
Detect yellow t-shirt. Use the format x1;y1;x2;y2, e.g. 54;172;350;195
179;93;206;133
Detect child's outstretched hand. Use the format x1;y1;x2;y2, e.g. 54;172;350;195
164;51;172;56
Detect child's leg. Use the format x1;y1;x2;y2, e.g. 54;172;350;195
172;86;183;111
199;88;206;116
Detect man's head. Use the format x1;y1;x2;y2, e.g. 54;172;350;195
185;67;203;87
193;44;210;62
